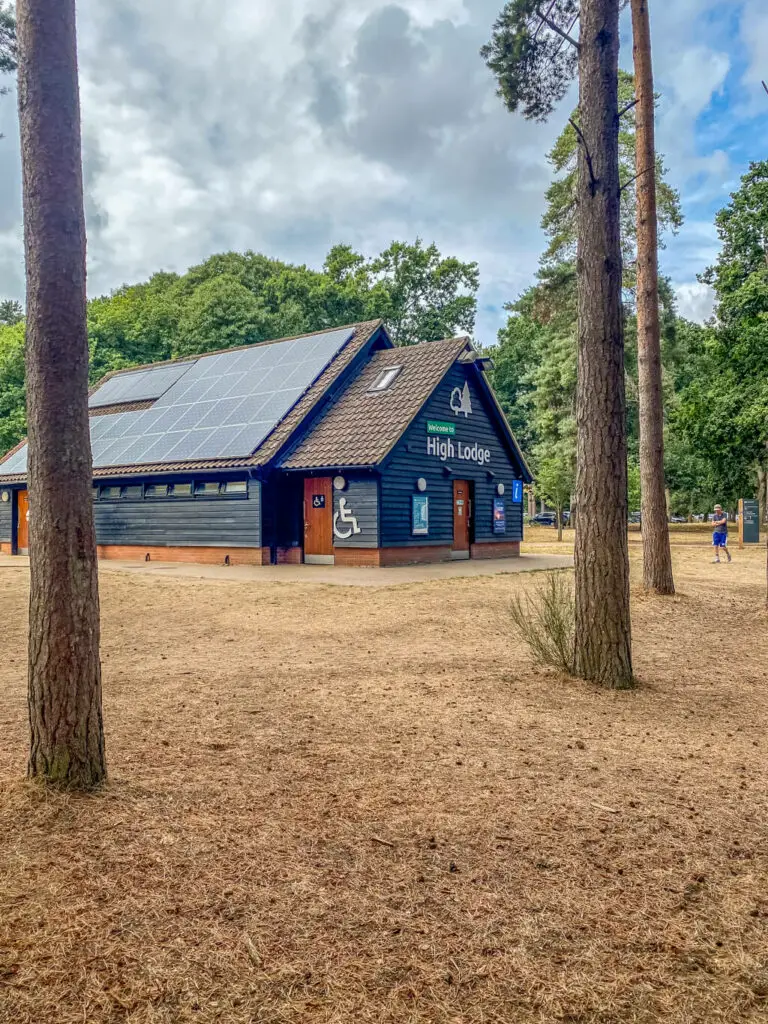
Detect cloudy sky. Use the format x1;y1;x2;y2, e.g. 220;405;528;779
1;0;766;344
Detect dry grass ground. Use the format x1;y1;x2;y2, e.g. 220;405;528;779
1;540;767;1024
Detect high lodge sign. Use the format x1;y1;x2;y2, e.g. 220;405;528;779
427;435;492;467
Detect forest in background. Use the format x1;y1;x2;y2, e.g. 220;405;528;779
1;148;766;519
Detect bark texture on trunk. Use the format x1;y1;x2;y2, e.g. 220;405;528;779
17;0;105;788
631;0;675;596
573;0;633;688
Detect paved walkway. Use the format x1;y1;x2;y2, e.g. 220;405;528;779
0;552;573;588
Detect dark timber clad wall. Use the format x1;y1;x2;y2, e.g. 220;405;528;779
380;365;524;547
0;493;11;543
94;479;261;548
333;478;379;548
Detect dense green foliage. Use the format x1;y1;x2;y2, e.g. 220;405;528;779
672;162;768;511
491;155;768;517
489;81;685;513
0;240;479;455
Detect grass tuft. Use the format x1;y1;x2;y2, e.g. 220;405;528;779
509;571;575;673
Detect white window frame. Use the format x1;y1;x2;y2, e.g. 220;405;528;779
368;365;402;393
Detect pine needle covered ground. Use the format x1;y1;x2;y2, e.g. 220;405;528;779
1;541;766;1023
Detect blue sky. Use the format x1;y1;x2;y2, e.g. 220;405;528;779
0;0;766;343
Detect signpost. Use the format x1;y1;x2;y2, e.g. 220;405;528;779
738;498;760;548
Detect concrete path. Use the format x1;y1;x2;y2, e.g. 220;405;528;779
0;552;573;588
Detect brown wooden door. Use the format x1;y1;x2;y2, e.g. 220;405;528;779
303;477;333;563
17;490;29;553
453;480;471;554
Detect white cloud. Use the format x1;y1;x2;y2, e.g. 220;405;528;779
0;0;757;346
674;281;716;323
740;0;768;98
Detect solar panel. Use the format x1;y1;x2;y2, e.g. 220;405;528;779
88;361;197;408
0;326;356;476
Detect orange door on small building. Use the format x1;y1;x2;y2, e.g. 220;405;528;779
17;490;29;553
453;480;471;555
303;477;333;563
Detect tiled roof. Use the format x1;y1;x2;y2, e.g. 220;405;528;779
280;337;470;470
0;320;386;483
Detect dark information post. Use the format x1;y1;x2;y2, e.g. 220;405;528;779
739;499;760;546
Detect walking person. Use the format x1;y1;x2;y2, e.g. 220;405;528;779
711;504;732;563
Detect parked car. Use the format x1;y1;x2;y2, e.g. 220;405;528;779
670;515;687;523
529;512;556;527
628;511;642;524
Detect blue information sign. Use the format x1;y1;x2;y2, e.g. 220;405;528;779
511;479;523;504
493;498;506;535
412;495;429;536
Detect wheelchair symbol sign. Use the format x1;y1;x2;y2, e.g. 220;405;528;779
312;494;326;509
333;497;362;540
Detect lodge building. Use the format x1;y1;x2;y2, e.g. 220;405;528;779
0;320;531;567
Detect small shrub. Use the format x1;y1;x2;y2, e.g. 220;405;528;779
509;572;575;673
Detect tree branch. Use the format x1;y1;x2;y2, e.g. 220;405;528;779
619;166;653;195
569;117;597;192
536;8;580;50
618;98;638;119
533;0;558;41
551;13;580;58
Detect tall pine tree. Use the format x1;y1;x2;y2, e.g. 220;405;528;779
17;0;106;787
484;0;633;688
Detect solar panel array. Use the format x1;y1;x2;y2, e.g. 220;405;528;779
89;362;196;408
0;327;355;475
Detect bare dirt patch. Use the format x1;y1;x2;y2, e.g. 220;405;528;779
1;545;767;1023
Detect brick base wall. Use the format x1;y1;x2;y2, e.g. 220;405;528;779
333;548;382;567
380;545;453;566
276;546;302;565
96;544;270;566
0;543;11;555
470;541;521;559
335;544;520;567
335;546;454;567
379;545;454;567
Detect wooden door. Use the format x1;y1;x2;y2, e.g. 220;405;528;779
453;480;471;556
17;490;29;553
303;477;334;564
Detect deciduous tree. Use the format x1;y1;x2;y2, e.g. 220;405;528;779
17;0;105;788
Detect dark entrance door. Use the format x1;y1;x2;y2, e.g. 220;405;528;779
303;477;334;564
17;489;29;554
452;480;472;559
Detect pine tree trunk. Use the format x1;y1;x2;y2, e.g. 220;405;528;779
17;0;105;788
631;0;675;596
573;0;633;689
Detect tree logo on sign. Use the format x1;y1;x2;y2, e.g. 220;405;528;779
450;381;473;418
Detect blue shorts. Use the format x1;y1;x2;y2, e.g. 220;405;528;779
713;532;728;547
